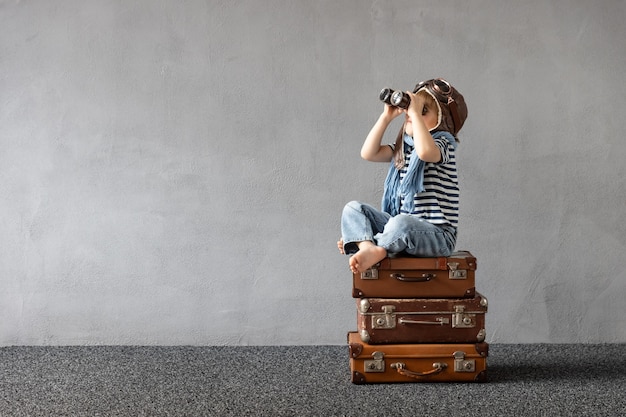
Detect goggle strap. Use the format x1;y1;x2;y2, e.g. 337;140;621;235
448;98;461;135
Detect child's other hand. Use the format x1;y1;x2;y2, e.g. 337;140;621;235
405;91;425;118
337;238;345;254
382;103;403;120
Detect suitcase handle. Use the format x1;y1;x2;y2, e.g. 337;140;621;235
391;273;434;282
391;362;447;378
399;317;449;326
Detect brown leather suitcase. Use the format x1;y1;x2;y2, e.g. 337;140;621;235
352;251;476;299
356;293;487;344
347;332;488;384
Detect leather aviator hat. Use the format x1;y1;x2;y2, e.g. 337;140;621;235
391;78;467;170
413;78;467;137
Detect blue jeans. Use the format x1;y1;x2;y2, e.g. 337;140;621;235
341;201;457;257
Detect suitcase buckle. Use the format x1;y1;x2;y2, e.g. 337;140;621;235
360;267;379;280
447;262;468;279
371;305;396;329
364;351;385;373
452;305;476;328
453;351;476;372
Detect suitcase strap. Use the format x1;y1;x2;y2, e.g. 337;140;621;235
390;362;447;378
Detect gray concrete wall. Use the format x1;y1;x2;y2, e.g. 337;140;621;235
2;0;625;345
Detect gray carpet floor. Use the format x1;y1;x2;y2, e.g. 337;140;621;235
1;344;625;416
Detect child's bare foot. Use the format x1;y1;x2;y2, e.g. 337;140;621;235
337;238;345;254
349;241;387;274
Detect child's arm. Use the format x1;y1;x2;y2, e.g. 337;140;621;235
360;105;402;162
405;91;442;163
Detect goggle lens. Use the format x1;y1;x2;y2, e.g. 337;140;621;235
414;78;452;99
433;79;452;96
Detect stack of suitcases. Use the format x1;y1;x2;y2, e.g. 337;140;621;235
348;251;488;383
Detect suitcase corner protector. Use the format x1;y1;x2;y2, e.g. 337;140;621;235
352;288;364;298
476;342;489;357
348;342;363;358
351;371;366;384
475;369;488;382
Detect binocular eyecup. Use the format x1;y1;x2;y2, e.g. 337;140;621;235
379;88;410;109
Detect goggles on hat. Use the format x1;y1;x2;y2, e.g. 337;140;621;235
414;78;462;135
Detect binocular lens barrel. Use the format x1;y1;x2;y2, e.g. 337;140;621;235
379;88;394;105
390;91;410;109
379;88;410;109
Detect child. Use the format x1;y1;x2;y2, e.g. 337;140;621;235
338;78;468;274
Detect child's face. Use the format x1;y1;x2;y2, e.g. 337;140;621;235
404;93;439;136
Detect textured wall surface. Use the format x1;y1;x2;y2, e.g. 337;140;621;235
2;0;625;345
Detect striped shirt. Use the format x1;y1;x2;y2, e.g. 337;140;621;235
392;138;459;227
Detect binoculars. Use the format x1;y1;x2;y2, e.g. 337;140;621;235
379;88;411;109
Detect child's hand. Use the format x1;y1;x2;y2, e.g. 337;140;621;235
337;238;345;254
405;91;426;118
382;103;404;120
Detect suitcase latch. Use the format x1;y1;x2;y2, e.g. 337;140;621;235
452;305;476;328
371;305;396;329
453;351;475;373
364;351;385;373
360;267;379;280
447;262;467;280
